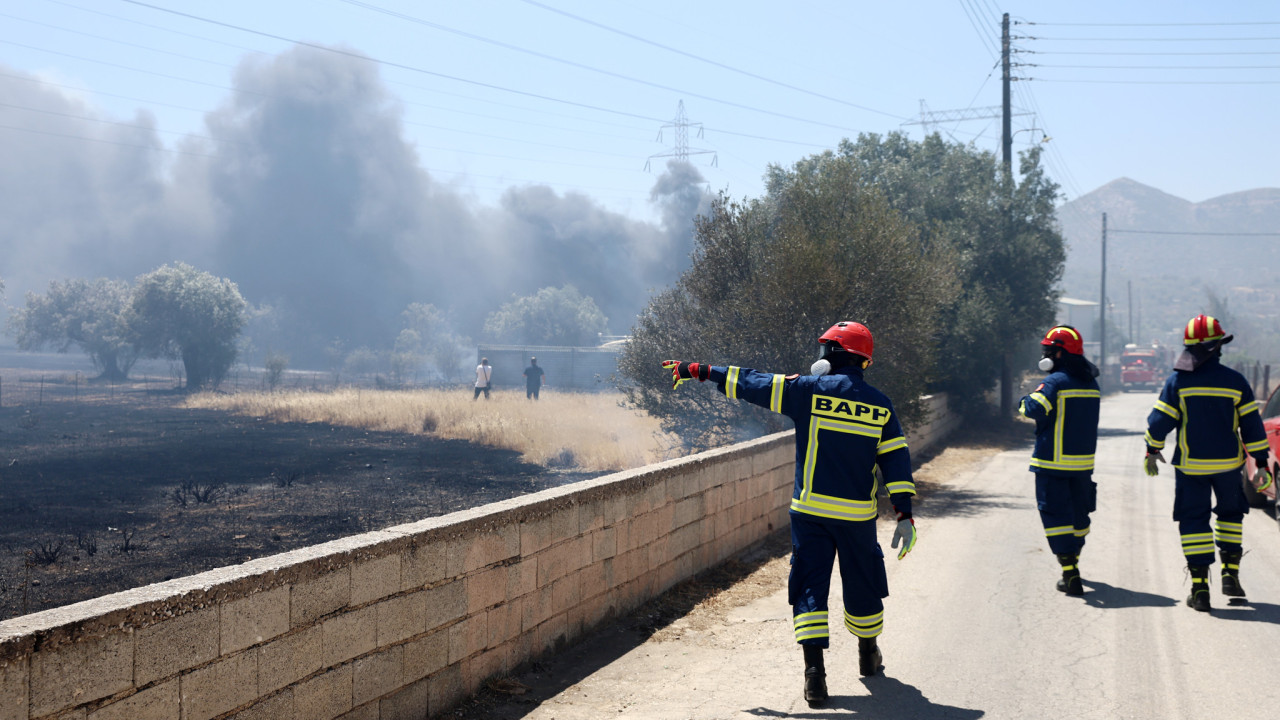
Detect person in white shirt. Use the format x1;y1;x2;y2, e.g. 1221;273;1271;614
474;357;493;400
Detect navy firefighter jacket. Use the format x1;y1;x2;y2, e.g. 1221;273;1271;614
1018;370;1101;476
706;364;915;523
1145;357;1269;475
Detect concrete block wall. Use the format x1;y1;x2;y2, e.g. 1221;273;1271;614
0;432;795;720
905;393;960;455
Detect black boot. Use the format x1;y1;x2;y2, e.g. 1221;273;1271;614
1056;554;1084;596
1220;550;1246;597
802;645;827;708
858;636;882;677
1187;565;1212;612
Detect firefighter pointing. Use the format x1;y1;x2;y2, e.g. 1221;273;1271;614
664;321;917;708
1144;314;1273;611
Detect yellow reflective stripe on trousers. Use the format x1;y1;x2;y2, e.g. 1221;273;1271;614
769;374;785;413
844;610;884;638
1153;399;1179;419
725;366;740;399
1073;526;1091;537
1181;532;1215;555
793;611;829;642
1214;520;1243;544
1044;525;1074;538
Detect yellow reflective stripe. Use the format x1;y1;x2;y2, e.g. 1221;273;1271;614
793;611;828;625
790;498;878;522
844;610;884;638
1238;400;1260;416
1044;525;1074;538
795;626;829;641
1029;392;1052;413
883;481;916;495
1144;431;1166;449
844;610;884;625
1058;389;1101;399
1030;457;1096;472
1181;533;1216;555
1018;399;1030;418
1175;457;1245;474
769;374;785;413
1182;544;1216;555
800;417;882;504
1245;438;1269;453
1215;520;1243;531
1153;400;1180;419
1181;532;1213;542
1181;387;1242;401
1073;527;1091;537
725;366;740;399
876;436;907;455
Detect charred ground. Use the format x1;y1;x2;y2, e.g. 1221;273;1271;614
0;385;596;619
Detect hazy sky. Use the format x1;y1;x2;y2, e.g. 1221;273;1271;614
3;0;1278;224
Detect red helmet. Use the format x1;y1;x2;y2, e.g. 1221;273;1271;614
818;322;873;360
1184;314;1229;346
1041;326;1084;356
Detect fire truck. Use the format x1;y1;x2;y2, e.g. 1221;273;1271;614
1120;344;1168;392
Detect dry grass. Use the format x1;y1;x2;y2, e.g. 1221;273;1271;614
185;387;677;472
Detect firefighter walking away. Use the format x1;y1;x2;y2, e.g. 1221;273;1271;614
663;321;917;708
1144;314;1273;612
1018;326;1100;596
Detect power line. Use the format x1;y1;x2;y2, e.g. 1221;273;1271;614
513;0;907;120
1022;20;1280;27
958;0;999;59
1024;35;1280;42
0;122;213;157
1029;49;1280;56
1110;229;1280;236
321;0;871;133
1032;78;1280;84
1037;63;1280;69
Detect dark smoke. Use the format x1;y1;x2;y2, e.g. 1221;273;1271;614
1;47;711;364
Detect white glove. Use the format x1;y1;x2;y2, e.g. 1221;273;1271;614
891;514;916;560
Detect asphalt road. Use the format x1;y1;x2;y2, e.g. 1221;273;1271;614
487;391;1280;719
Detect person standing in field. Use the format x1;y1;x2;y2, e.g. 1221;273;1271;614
474;357;492;400
523;356;546;400
663;321;917;708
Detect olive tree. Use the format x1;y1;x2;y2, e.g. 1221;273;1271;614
7;278;138;380
483;285;608;347
129;263;248;390
620;151;958;451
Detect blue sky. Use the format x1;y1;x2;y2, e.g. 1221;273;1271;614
3;0;1279;222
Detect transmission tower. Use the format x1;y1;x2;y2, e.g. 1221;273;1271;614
902;103;1032;137
646;100;717;171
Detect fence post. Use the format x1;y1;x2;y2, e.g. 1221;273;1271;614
1265;365;1272;401
1253;361;1260;391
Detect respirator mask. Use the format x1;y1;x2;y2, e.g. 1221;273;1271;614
1038;347;1057;373
811;346;833;376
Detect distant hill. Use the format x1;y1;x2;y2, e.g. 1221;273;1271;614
1057;178;1280;353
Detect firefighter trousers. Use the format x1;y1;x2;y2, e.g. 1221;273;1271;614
1035;472;1096;556
1173;469;1248;566
788;512;888;648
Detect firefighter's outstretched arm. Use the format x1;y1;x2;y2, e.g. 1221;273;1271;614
662;360;795;416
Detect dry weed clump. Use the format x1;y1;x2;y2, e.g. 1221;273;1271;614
186;388;677;472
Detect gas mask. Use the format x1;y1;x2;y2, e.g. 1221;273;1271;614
1038;347;1057;373
811;358;832;376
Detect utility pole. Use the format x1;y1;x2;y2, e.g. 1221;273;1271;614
1128;280;1133;344
1100;213;1108;389
999;11;1014;416
1002;13;1012;175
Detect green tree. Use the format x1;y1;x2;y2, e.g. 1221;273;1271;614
619;150;958;450
129;263;248;390
832;134;1065;410
7;278;138;380
483;285;608;347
